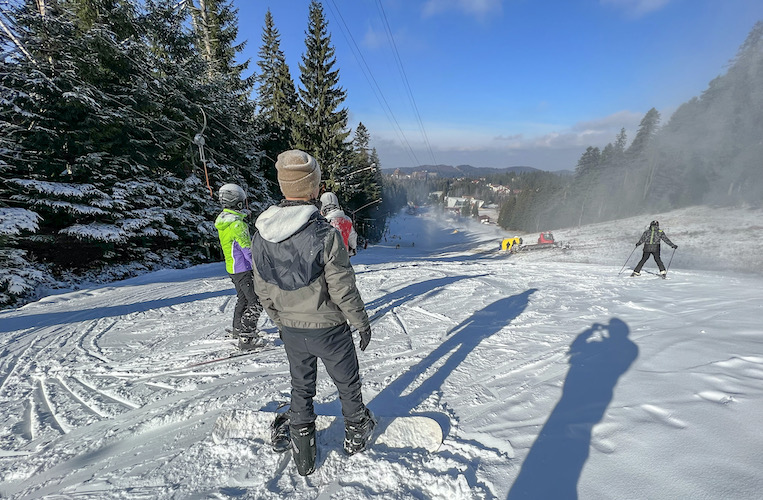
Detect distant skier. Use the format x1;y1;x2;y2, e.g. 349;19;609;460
251;150;375;476
319;191;358;256
631;220;677;277
214;184;263;350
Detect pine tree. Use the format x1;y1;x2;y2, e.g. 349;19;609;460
0;0;269;307
183;0;269;207
627;108;660;161
187;0;247;82
0;0;170;304
343;123;384;240
294;0;350;191
497;196;516;229
255;9;298;191
625;108;661;201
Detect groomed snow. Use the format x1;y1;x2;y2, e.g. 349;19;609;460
1;206;762;499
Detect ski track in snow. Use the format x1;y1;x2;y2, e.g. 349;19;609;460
1;207;763;499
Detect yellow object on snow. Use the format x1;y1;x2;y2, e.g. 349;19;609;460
501;237;522;251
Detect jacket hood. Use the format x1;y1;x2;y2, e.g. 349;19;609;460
323;206;347;219
255;204;318;243
214;209;246;230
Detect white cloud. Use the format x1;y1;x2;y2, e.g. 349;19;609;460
366;109;648;170
600;0;673;18
422;0;503;20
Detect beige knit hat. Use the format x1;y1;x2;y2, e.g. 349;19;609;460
275;150;321;199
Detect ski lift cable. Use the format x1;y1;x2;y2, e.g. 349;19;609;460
325;0;422;167
374;0;437;166
326;0;419;167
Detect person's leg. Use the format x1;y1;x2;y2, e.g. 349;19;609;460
231;271;262;333
281;329;319;476
229;273;247;332
653;249;666;272
633;252;650;273
312;324;365;419
280;331;318;427
312;324;375;455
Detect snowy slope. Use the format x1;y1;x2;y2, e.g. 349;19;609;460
1;206;762;499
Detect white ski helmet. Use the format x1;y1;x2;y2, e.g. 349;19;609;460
218;183;247;209
319;191;339;215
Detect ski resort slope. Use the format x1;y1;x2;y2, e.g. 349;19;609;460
1;206;762;499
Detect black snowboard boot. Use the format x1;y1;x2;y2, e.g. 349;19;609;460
343;408;377;456
271;412;290;453
238;333;263;351
290;422;316;476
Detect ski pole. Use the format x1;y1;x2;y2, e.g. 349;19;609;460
665;247;677;273
618;246;637;275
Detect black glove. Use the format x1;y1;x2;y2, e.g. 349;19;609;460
359;327;371;352
672;245;678;249
635;243;639;247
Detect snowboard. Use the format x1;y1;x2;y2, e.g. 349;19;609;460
212;409;443;453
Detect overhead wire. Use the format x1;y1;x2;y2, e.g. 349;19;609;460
373;0;438;166
325;0;422;168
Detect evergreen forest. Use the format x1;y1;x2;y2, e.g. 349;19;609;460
0;0;386;308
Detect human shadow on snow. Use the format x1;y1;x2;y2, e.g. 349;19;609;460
362;274;485;323
0;289;234;333
366;289;538;436
507;318;638;500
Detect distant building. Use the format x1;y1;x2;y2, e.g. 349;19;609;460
443;196;485;212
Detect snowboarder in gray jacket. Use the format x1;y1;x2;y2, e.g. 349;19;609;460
632;220;677;277
250;150;375;476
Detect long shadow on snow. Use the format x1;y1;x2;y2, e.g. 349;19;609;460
367;289;537;440
0;289;234;333
507;318;638;500
362;274;485;323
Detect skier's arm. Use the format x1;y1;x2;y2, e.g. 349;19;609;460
636;231;646;246
232;219;255;269
323;230;369;332
660;232;676;248
347;218;358;256
251;266;282;329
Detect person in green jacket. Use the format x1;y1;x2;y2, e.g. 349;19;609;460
214;183;263;350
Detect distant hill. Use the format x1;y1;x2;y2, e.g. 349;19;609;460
382;164;541;178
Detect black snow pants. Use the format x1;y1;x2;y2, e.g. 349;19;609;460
281;323;365;427
634;249;666;273
229;270;262;333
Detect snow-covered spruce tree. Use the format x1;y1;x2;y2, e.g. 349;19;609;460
293;0;351;192
185;0;270;210
0;1;268;307
255;9;298;191
0;1;173;304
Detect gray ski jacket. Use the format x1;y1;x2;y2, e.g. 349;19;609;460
636;227;675;253
251;202;370;333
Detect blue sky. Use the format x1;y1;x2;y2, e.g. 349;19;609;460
234;0;763;171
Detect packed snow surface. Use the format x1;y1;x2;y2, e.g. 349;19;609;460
1;206;762;499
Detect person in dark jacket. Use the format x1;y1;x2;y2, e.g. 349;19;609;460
631;220;677;277
250;150;375;476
